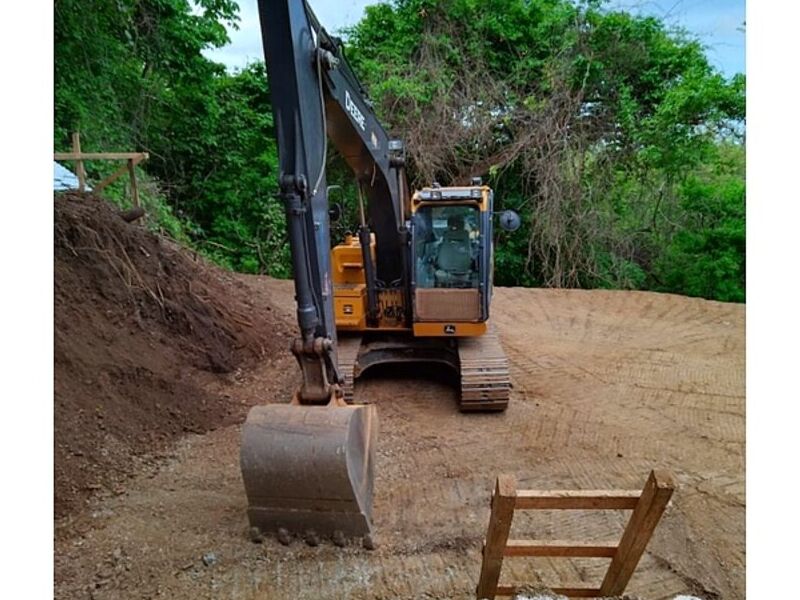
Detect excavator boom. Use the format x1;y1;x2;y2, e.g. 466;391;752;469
239;0;394;546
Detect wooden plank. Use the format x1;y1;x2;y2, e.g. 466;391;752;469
127;158;140;208
514;490;641;510
54;151;149;161
71;132;86;193
599;470;675;596
504;540;617;558
475;475;516;600
92;162;131;194
494;585;602;597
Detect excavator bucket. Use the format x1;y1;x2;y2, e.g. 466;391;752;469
240;400;377;542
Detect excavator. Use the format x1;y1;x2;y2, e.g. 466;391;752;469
240;0;520;547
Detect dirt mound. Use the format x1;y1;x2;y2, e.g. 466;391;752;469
54;193;289;517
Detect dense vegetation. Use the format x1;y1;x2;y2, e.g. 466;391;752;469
54;0;745;301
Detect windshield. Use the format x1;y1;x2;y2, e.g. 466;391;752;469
414;204;480;289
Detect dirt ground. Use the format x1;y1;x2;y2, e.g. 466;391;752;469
54;267;744;598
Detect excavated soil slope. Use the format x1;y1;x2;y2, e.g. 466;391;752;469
54;196;744;599
54;194;293;517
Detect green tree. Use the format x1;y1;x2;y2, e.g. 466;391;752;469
654;144;745;302
55;0;290;274
343;0;744;295
54;0;746;302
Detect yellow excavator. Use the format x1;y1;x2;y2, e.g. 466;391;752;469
240;0;520;548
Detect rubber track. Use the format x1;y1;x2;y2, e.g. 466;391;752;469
457;325;510;411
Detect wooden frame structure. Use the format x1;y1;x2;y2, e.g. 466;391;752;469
476;470;675;599
54;132;149;207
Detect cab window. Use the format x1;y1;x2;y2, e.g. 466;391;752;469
414;205;480;289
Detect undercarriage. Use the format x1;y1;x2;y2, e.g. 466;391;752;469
337;326;510;411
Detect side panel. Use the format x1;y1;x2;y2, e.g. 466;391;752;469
334;285;367;329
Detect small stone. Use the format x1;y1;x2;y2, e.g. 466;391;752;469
332;530;346;547
201;552;217;567
276;527;291;546
304;529;319;547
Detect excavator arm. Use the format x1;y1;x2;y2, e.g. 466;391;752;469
240;0;399;547
258;0;407;399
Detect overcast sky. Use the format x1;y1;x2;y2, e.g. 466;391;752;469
203;0;745;78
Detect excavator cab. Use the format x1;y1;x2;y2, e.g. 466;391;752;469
410;185;493;336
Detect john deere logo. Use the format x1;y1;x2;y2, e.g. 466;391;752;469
444;324;456;334
345;90;366;131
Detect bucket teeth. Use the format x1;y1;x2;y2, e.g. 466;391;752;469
332;530;346;547
304;530;320;547
276;527;290;546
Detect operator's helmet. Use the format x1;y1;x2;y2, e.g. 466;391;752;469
447;214;465;230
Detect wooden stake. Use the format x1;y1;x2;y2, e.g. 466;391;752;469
128;158;140;208
72;132;86;193
599;470;675;596
476;475;516;600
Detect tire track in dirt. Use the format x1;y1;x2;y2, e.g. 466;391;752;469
55;286;744;600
